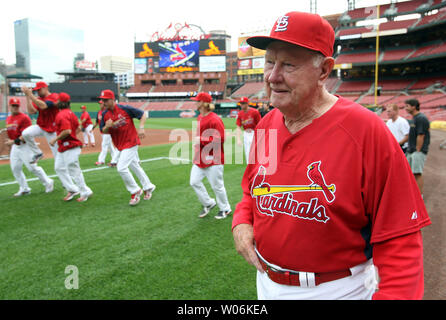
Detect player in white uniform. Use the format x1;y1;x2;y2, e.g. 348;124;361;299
5;98;54;196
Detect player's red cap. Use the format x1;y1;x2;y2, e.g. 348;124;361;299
191;92;212;103
81;105;87;110
9;97;21;106
247;11;335;57
98;89;115;100
239;97;249;104
59;92;71;102
32;81;48;91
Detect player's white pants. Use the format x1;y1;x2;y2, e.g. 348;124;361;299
243;130;254;163
10;143;53;192
83;124;95;145
98;134;119;164
117;145;155;194
54;147;92;198
190;164;231;211
256;258;377;300
21;124;58;157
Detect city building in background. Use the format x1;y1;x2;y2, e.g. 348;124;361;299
115;71;134;89
14;18;84;82
100;56;133;73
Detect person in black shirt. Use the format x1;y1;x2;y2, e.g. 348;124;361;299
405;99;430;196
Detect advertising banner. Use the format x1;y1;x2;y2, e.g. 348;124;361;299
199;56;226;72
135;42;159;58
237;37;266;59
199;39;226;56
238;59;252;70
134;58;147;74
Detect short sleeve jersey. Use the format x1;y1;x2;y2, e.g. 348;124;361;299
101;104;144;151
81;111;93;128
6;113;32;140
54;109;83;152
236;107;261;131
232;97;430;273
32;93;59;133
193;112;225;168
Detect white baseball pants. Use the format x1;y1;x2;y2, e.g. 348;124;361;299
98;134;119;164
21;124;58;157
190;164;231;211
54;147;92;197
117;145;155;194
256;258;377;300
243;130;254;163
83;124;95;145
10;143;53;192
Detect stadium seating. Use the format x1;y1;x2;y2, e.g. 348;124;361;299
381;47;414;61
335;51;377;64
152;84;199;93
409;77;446;90
144;101;179;110
336;81;373;93
127;84;153;93
179;101;198;110
231;82;264;97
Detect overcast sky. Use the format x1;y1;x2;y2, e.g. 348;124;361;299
0;0;399;65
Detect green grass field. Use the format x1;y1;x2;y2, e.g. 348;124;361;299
0;118;255;299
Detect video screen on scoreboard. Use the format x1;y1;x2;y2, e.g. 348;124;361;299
159;40;199;72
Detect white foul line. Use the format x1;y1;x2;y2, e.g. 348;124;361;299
0;156;191;188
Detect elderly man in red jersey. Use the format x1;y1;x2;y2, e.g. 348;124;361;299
5;97;54;197
99;89;155;206
49;92;93;202
232;11;430;300
21;81;59;163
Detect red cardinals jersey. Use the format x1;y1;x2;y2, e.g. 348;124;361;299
6;112;32;140
54;109;83;152
236;107;261;131
193;112;225;168
100;104;144;151
80;111;93;128
232;97;430;273
32;93;59;133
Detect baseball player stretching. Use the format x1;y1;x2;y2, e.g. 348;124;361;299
5;98;54;197
189;92;231;219
49;92;93;202
99;89;155;206
93;100;119;167
235;97;261;163
21;82;59;163
80;105;95;147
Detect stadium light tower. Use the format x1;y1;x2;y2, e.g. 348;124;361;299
310;0;317;14
347;0;356;11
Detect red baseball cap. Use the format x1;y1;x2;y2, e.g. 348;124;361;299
59;92;70;102
81;105;87;110
247;11;335;57
239;97;249;104
98;89;115;100
9;97;20;106
191;92;212;103
32;81;48;91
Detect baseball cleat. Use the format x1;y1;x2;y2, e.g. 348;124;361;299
95;161;105;166
198;201;217;218
64;191;80;201
14;189;31;197
215;209;232;220
30;153;43;164
107;162;117;167
129;189;143;206
77;191;93;202
143;186;156;200
45;179;54;193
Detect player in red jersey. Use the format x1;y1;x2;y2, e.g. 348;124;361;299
189;92;231;219
49;92;93;202
80;105;95;147
235;96;261;162
99;89;155;206
93;100;119;166
21;81;59;163
5;98;54;197
232;11;430;300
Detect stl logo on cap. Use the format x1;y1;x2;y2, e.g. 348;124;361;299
275;16;289;32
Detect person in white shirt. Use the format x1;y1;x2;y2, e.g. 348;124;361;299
386;104;410;153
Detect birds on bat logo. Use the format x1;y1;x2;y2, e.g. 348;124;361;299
251;161;336;223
